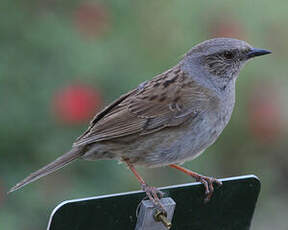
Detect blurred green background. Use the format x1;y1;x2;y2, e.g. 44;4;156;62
1;0;288;229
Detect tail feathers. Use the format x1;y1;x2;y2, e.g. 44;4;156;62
8;148;83;194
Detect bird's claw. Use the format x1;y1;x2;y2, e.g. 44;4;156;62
196;175;222;203
141;184;166;212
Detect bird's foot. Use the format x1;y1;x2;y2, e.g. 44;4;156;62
141;184;166;212
169;164;222;203
194;175;223;203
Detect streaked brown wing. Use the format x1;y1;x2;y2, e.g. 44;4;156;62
73;66;218;147
74;88;139;142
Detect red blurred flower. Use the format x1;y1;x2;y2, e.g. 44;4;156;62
248;83;283;144
74;3;110;38
53;84;102;124
208;14;246;39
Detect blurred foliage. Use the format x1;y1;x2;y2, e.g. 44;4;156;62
1;0;288;229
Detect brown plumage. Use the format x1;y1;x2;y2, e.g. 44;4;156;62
74;65;216;147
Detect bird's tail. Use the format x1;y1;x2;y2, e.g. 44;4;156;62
8;148;83;194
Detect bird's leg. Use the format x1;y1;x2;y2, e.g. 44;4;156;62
169;164;222;202
124;160;165;212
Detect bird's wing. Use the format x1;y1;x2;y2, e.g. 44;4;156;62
73;66;219;147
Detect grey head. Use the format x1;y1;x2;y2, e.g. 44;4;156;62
181;38;271;91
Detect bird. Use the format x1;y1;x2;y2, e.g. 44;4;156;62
9;38;271;206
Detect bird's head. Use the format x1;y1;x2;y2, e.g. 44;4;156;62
182;38;271;90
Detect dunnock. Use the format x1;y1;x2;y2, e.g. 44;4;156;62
9;38;271;205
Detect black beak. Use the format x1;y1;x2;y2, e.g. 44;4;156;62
247;48;271;59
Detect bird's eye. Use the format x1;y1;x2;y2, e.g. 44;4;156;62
223;51;235;60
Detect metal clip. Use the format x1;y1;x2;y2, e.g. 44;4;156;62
135;197;176;230
153;209;172;229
